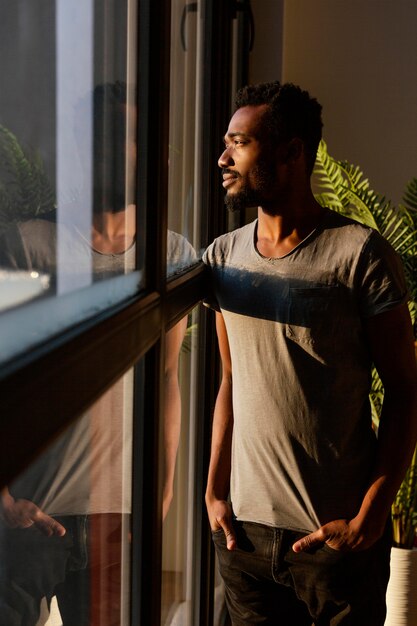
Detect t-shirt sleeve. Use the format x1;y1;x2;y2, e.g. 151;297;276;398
358;230;409;318
202;242;221;312
166;230;198;276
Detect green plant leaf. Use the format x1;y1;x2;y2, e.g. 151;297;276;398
0;124;56;233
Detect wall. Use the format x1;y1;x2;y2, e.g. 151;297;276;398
248;0;417;207
249;0;284;84
282;0;417;206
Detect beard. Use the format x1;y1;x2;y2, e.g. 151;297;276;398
223;160;277;213
225;186;263;212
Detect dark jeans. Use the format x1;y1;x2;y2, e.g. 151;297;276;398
0;515;88;626
213;520;391;626
0;514;127;626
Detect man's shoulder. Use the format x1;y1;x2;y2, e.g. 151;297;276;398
320;209;378;250
323;210;398;257
323;209;371;234
0;217;58;268
15;216;58;240
167;229;198;274
203;220;255;265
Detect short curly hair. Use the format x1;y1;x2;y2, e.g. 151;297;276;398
235;81;323;174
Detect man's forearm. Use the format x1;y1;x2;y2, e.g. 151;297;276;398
205;373;237;547
356;383;417;533
205;374;233;504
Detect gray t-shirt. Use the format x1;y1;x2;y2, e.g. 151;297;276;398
203;210;408;533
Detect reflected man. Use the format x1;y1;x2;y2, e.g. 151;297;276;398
0;82;196;625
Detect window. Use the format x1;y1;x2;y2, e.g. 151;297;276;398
0;1;142;364
0;0;244;623
0;367;138;625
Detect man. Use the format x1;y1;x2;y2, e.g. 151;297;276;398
203;81;417;625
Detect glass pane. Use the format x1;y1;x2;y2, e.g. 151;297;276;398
161;307;199;625
166;0;203;277
0;1;143;363
0;366;139;625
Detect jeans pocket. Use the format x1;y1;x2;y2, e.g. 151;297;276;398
320;543;345;556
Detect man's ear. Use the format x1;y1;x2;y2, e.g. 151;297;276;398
285;138;304;164
274;138;304;169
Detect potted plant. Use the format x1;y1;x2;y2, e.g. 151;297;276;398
388;444;417;625
313;142;417;624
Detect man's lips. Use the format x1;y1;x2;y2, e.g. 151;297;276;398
222;172;240;188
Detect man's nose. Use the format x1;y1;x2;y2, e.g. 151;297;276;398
218;146;234;169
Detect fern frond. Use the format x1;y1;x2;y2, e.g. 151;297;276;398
314;141;379;229
403;178;417;212
338;160;371;192
313;140;349;212
0;124;55;232
342;188;379;229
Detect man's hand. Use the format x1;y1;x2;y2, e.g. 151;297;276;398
292;517;384;553
207;498;236;551
0;492;66;537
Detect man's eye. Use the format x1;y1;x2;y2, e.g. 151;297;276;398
223;139;246;148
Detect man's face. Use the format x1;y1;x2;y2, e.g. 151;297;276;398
218;104;280;212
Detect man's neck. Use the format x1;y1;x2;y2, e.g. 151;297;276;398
91;204;136;254
256;193;326;259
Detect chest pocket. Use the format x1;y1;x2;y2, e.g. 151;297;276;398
285;286;343;362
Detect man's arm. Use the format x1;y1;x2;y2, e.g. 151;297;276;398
162;316;188;519
293;302;417;553
205;311;236;550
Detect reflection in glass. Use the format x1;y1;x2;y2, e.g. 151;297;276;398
166;0;203;276
0;367;137;625
0;2;142;361
161;307;199;625
167;229;198;278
